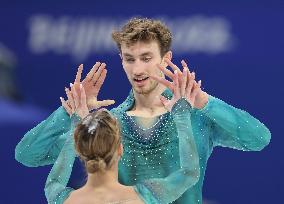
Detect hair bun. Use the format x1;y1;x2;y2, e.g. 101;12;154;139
86;157;107;173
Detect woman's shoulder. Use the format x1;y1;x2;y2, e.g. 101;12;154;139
64;185;144;204
63;189;86;204
63;188;98;204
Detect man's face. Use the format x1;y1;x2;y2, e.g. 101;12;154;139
121;41;164;95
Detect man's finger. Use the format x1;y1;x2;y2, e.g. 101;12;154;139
157;64;174;79
83;62;101;83
181;60;188;68
181;59;193;82
93;69;107;96
94;100;116;109
192;72;196;80
92;63;106;83
149;75;174;91
173;70;180;97
181;59;192;73
164;58;182;74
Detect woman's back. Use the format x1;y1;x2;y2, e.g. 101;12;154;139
64;184;144;204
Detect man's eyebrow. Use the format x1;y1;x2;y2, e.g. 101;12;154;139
122;53;133;57
140;52;153;56
123;52;153;57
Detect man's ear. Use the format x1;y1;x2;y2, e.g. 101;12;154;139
164;51;172;61
161;51;172;67
119;53;124;66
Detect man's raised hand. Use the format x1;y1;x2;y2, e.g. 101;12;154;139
69;63;115;111
152;58;208;109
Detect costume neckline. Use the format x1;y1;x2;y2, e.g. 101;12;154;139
123;111;170;131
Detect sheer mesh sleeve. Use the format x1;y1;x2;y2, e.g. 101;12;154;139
15;106;71;167
44;114;81;204
135;98;200;204
200;95;271;151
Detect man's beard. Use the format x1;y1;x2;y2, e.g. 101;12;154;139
132;79;159;95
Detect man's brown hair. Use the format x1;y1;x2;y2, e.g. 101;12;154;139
112;17;172;56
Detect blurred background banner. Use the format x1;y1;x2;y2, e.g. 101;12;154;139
1;0;283;203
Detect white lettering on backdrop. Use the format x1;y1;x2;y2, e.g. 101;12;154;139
28;15;235;61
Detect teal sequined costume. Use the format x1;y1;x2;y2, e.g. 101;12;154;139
15;89;271;203
45;98;200;204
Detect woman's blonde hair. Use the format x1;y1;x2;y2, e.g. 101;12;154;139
74;109;121;173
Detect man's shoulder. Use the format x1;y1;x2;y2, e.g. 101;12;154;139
110;101;130;117
110;91;135;116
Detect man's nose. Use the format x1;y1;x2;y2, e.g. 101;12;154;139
132;60;147;75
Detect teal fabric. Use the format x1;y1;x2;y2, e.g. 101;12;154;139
44;114;80;204
15;89;271;204
15;106;71;167
44;98;200;204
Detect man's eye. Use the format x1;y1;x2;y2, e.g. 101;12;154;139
126;58;135;62
143;57;151;62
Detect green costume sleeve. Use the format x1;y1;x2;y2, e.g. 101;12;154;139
44;114;81;204
15;106;71;167
200;95;271;151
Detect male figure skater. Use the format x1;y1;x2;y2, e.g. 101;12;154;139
15;18;271;203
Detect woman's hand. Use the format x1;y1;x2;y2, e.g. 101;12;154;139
60;84;89;119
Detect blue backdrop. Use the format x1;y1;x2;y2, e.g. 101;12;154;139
1;0;283;203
